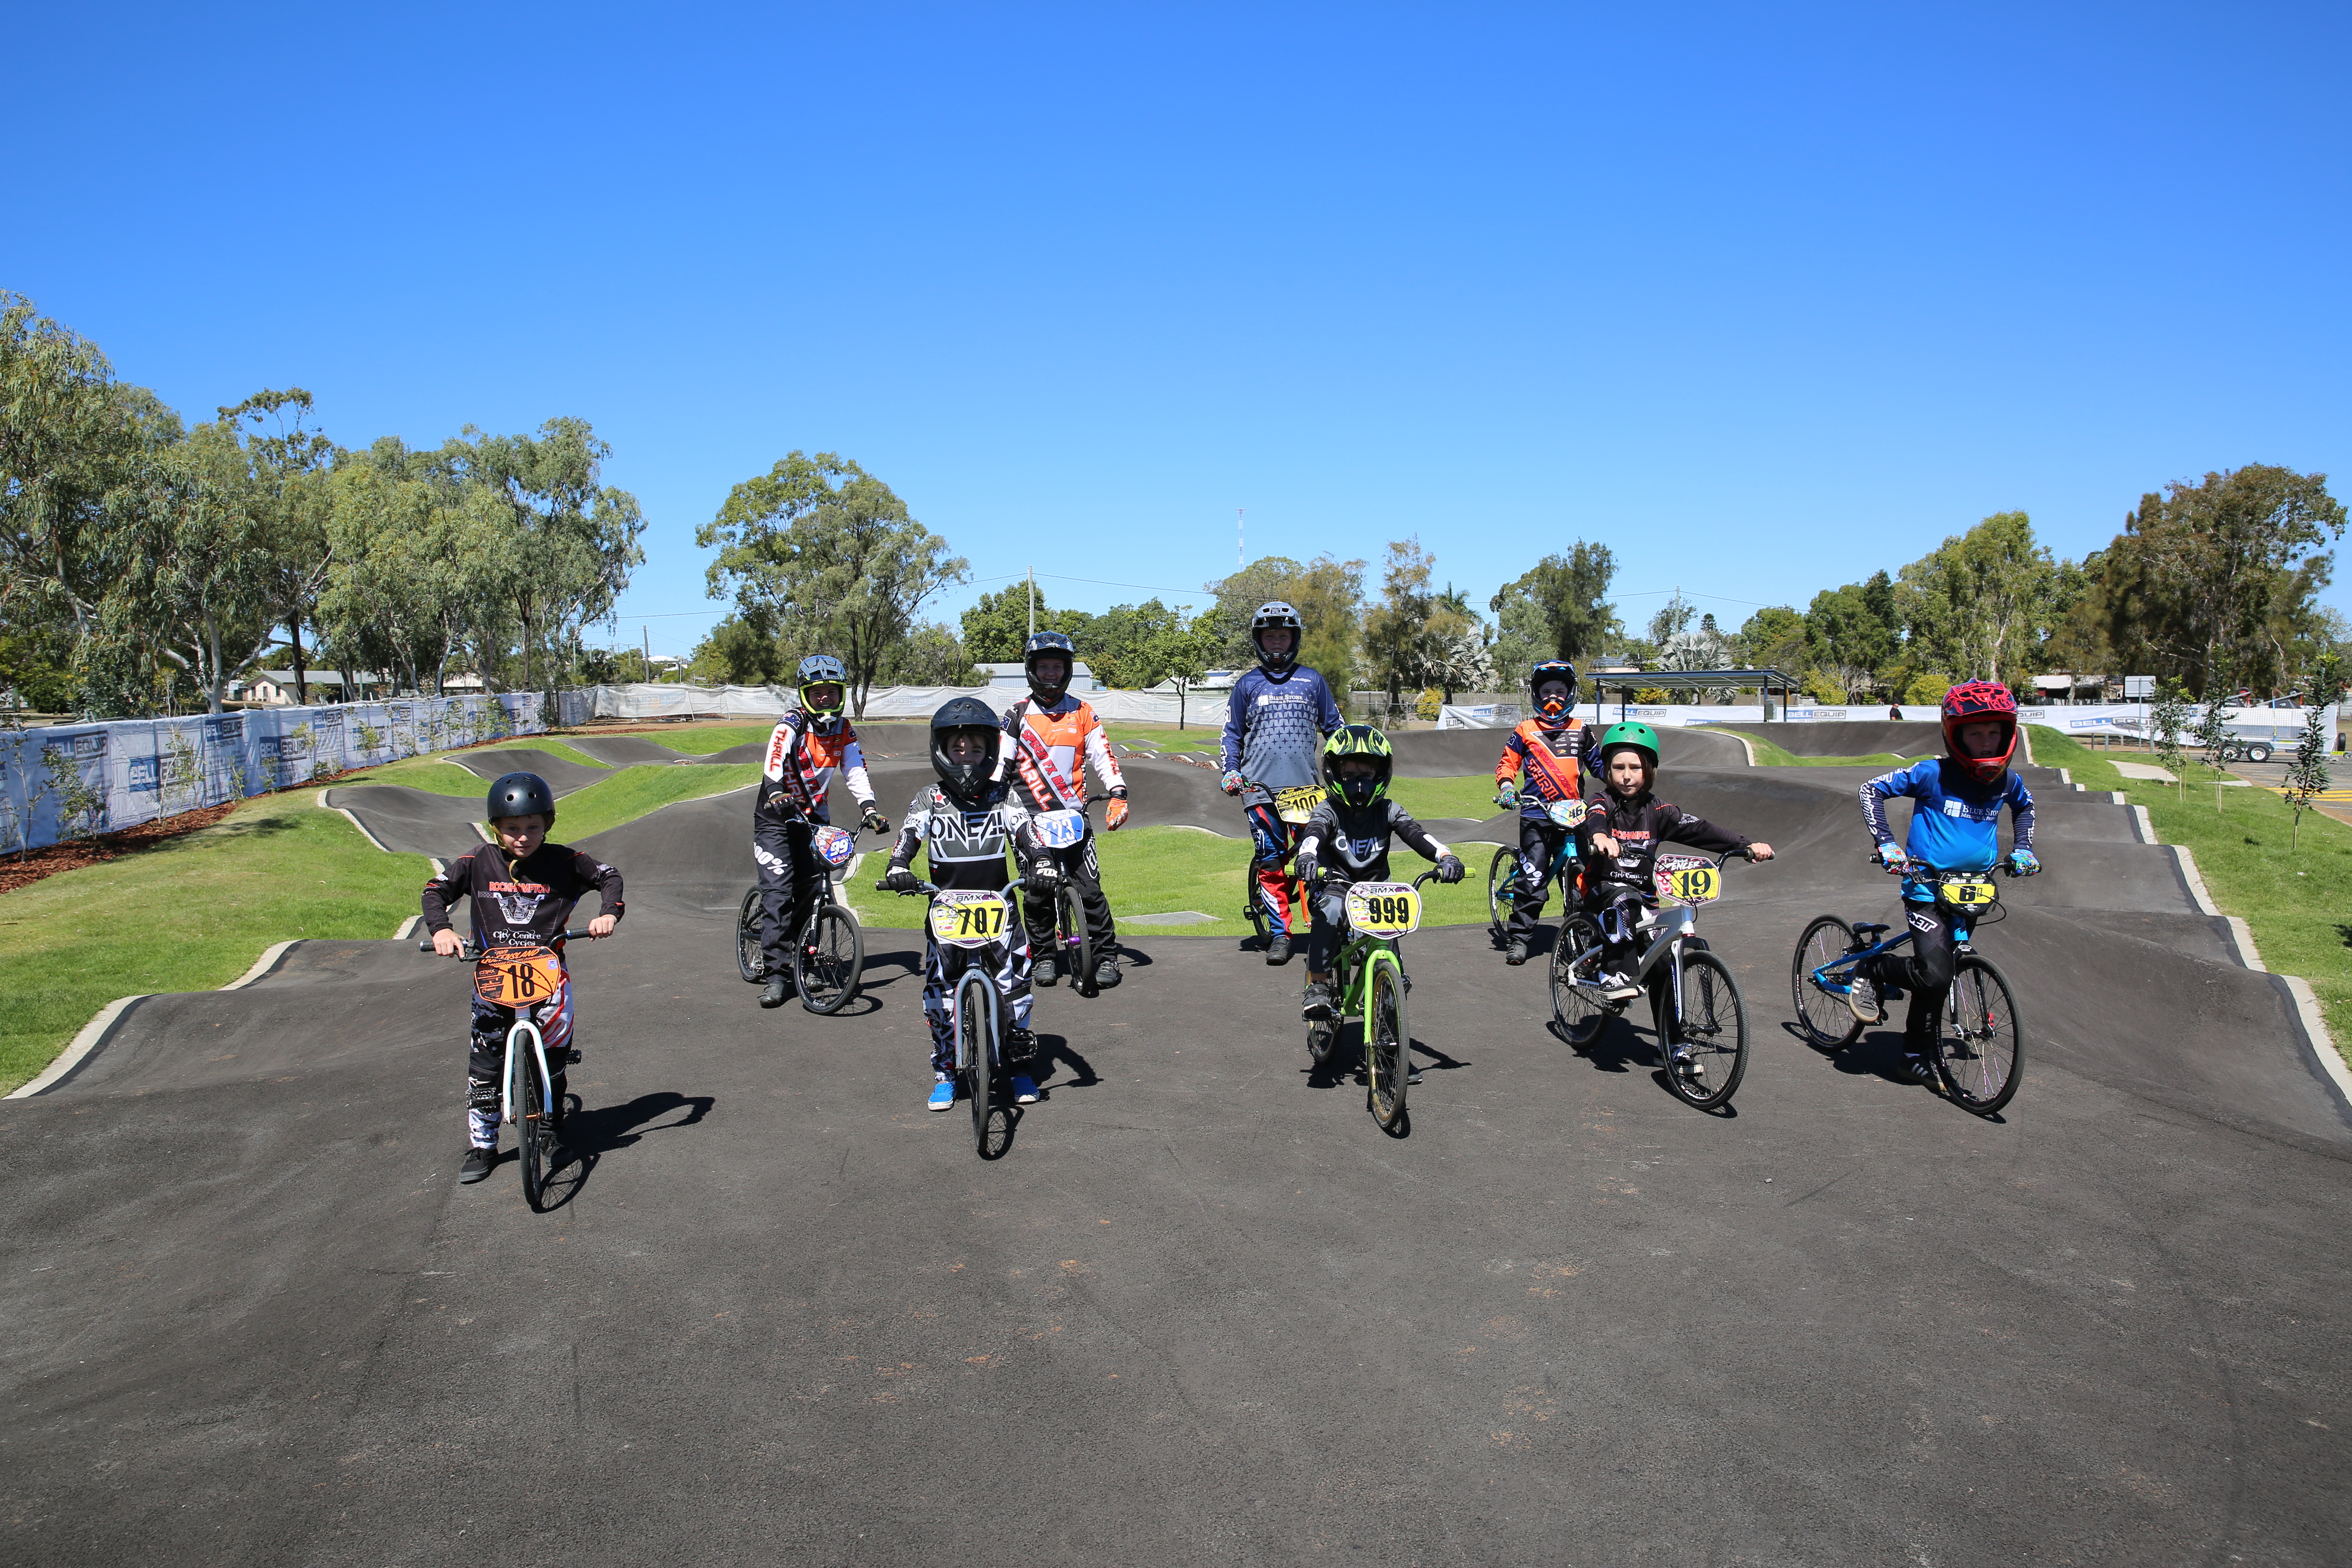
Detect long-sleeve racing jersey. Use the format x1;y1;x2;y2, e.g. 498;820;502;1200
1494;717;1601;823
998;694;1125;813
1859;759;2035;899
1295;797;1448;889
886;781;1045;893
1576;790;1749;902
1219;666;1343;805
422;842;624;948
755;710;875;828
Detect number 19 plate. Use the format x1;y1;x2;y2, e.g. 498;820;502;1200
929;890;1011;947
1344;881;1422;938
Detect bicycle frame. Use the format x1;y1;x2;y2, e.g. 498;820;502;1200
1562;851;1741;1016
1805;870;2002;1001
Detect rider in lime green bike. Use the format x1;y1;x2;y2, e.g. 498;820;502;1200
1296;726;1465;1082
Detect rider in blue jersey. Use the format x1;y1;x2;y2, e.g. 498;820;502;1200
1219;600;1344;964
1856;682;2040;1080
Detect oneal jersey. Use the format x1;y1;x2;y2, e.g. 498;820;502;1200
999;695;1124;812
1296;797;1447;887
887;782;1040;892
1219;666;1343;802
422;843;623;947
757;710;874;825
1860;759;2035;897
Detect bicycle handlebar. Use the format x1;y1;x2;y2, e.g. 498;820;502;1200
417;927;599;958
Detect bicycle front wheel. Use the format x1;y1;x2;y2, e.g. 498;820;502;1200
1937;953;2023;1115
1367;956;1410;1130
735;886;765;983
1549;914;1609;1046
959;973;995;1154
795;903;865;1014
1791;915;1865;1050
1664;948;1748;1111
1486;846;1518;943
516;1036;553;1211
1060;881;1097;999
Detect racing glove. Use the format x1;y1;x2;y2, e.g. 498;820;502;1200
1435;854;1465;885
2007;848;2041;877
1294;854;1320;886
1105;788;1129;830
860;804;890;834
882;865;920;893
1025;859;1062;895
1495;781;1517;810
1220;769;1245;797
1877;842;1909;875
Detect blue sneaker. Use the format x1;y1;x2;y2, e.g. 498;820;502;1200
1011;1075;1039;1105
927;1075;956;1112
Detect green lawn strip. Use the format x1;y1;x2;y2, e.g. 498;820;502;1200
1388;774;1510;823
480;737;609;771
844;817;1499;940
1704;728;1921;768
2027;725;2352;1063
546;764;762;842
0;796;430;1095
334;758;496;797
615;723;773;756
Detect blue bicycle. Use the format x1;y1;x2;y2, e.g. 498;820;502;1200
1790;862;2025;1116
1486;798;1588;947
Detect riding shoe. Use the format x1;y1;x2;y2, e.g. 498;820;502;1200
1266;935;1293;966
1846;961;1884;1025
1011;1076;1040;1105
1094;955;1121;989
459;1145;497;1183
1504;939;1529;966
1301;980;1336;1022
1671;1042;1705;1078
928;1074;956;1111
1604;973;1642;1002
1033;955;1059;988
759;977;791;1009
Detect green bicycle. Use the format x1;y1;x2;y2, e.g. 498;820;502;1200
1306;869;1441;1131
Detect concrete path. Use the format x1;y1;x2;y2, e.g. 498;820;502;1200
5;756;2350;1565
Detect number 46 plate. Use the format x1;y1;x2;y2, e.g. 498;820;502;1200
1344;880;1422;938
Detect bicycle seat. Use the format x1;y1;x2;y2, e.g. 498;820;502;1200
1852;922;1891;938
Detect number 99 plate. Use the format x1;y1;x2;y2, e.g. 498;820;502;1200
929;889;1011;948
1343;880;1422;938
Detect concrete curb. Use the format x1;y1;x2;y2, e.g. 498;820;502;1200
5;995;151;1099
221;940;299;991
2282;975;2352;1112
317;788;392;853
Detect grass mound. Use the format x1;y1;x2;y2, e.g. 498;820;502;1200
555;765;762;842
1706;729;1924;768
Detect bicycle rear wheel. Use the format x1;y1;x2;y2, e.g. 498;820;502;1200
516;1034;553;1211
735;886;765;983
1486;846;1519;944
1059;881;1097;999
795;902;864;1014
1791;915;1866;1050
958;973;995;1154
1663;948;1747;1110
1549;914;1609;1046
1367;956;1410;1130
1936;953;2023;1115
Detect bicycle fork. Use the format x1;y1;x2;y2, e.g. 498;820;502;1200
503;1020;555;1127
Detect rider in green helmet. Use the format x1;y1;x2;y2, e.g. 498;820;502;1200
1576;721;1775;1016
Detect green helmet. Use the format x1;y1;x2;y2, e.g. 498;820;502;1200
1321;724;1394;808
1597;720;1660;770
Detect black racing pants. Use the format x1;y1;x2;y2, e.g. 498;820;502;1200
1888;899;1956;1039
1505;818;1576;942
754;816;829;975
1025;832;1117;961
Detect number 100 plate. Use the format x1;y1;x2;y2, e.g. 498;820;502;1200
1344;881;1421;938
929;889;1011;947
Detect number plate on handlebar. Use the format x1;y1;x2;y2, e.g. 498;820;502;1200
1272;784;1325;824
1343;880;1421;938
1034;809;1087;849
1655;854;1722;906
1544;798;1589;829
813;825;856;868
929;890;1011;948
1940;879;1998;908
474;946;564;1008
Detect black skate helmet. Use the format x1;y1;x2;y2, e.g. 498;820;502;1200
486;771;557;825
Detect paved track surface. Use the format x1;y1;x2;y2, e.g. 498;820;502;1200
8;755;2352;1565
565;735;692;768
1716;720;1947;757
441;746;612;795
323;784;485;858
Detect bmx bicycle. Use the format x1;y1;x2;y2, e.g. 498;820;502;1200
1305;869;1441;1132
880;875;1031;1157
1789;862;2025;1116
736;822;871;1013
1548;851;1755;1111
1031;792;1112;998
418;927;601;1210
1486;797;1589;947
1241;782;1329;946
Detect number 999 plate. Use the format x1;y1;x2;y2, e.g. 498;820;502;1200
1343;880;1422;938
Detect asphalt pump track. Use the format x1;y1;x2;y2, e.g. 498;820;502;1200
4;732;2350;1565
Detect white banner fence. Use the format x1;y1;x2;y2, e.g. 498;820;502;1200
0;693;544;857
1437;699;2340;739
555;682;1205;726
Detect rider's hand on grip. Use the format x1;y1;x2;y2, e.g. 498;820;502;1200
1220;769;1244;797
1105;796;1129;830
2007;848;2040;877
1435;854;1465;884
1495;782;1517;810
1877;842;1908;875
431;927;465;957
1294;855;1319;886
861;805;890;834
882;865;920;893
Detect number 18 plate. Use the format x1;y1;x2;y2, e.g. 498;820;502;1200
1344;881;1422;938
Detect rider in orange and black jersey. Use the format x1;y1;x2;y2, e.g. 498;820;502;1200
997;630;1130;990
752;655;891;1009
1492;660;1606;965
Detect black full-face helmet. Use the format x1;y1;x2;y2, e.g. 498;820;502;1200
929;696;1002;802
1024;630;1076;704
1251;600;1302;672
1529;660;1578;720
487;771;557;825
798;653;848;733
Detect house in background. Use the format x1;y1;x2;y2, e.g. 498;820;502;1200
233;670;389;705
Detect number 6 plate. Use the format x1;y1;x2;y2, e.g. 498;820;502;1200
929;889;1011;948
1941;880;1998;908
1344;880;1422;938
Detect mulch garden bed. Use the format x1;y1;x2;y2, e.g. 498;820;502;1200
0;799;241;895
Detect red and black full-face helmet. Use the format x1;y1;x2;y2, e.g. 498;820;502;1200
1941;681;2019;782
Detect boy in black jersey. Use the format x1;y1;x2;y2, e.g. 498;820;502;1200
1575;723;1771;1006
1293;726;1465;1074
421;772;622;1185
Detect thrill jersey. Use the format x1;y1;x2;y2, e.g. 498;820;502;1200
1494;717;1600;822
423;842;624;947
1220;666;1343;802
757;710;875;825
998;694;1125;812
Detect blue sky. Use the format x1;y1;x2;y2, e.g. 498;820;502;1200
7;3;2347;659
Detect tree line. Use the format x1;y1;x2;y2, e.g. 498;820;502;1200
1;293;645;717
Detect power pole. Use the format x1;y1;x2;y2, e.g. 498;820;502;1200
641;625;650;684
1027;568;1036;641
1238;508;1245;570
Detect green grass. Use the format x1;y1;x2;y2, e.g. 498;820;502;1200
1104;722;1221;749
1705;728;1927;768
620;723;773;755
544;764;762;842
1389;775;1511;823
335;758;496;796
2028;725;2352;1064
0;796;430;1094
477;737;610;770
844;819;1501;940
